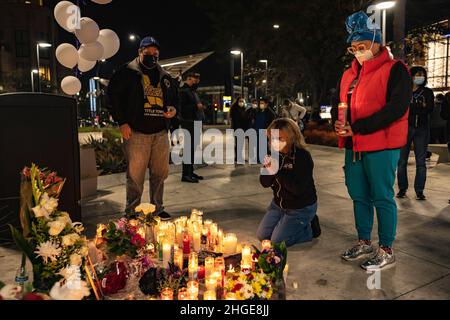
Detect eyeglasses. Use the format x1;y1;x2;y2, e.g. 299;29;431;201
347;44;368;55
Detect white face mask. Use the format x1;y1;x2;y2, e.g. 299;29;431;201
355;47;374;65
238;102;245;107
271;139;287;152
414;76;425;86
252;104;258;109
260;104;267;110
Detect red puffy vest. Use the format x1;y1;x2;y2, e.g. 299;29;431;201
339;47;409;152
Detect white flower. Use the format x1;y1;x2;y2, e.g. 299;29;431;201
135;203;156;215
70;254;82;266
40;193;58;214
32;205;51;220
62;233;80;247
50;279;90;300
48;220;67;236
79;245;89;257
35;240;62;263
57;212;72;227
0;285;22;300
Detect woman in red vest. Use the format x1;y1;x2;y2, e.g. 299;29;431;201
332;11;412;271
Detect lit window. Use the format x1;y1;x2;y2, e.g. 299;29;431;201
426;37;450;89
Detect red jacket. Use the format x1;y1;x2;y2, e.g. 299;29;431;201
339;47;409;152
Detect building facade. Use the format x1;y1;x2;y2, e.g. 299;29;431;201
0;0;57;93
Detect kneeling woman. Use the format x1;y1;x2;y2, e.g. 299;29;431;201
257;118;320;247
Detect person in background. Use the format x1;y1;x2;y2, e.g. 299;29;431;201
333;12;412;271
108;36;178;221
257;118;321;247
250;98;277;163
441;92;450;204
230;97;249;162
397;66;434;201
179;72;204;183
280;99;307;131
430;93;447;144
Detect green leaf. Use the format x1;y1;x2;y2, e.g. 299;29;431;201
0;281;5;290
8;224;37;265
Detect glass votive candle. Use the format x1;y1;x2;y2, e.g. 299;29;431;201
205;257;215;278
177;288;188;300
187;281;199;300
205;276;218;291
160;287;174;300
203;290;216;300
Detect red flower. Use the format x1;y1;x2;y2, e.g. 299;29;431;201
22;167;31;179
131;234;145;247
234;283;244;291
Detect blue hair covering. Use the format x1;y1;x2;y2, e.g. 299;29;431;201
346;11;382;44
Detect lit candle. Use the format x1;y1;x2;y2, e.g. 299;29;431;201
223;233;237;256
201;227;208;250
217;229;224;253
261;240;272;251
203;290;216;300
177;288;188;301
160;287;174;300
198;265;205;280
183;233;190;255
205;276;217;291
193;229;201;252
236;243;242;254
187;281;199;300
283;263;289;281
176;224;184;247
225;292;237;300
190;209;199;222
174;246;183;270
205;257;215;278
241;244;252;268
162;240;171;268
166;222;176;245
214;257;225;287
204;219;213;230
188;252;198;280
210;223;218;246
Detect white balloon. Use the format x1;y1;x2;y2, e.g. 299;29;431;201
75;17;100;44
54;1;80;33
78;57;97;72
78;41;104;61
56;43;78;69
61;76;81;95
97;29;120;59
91;0;112;4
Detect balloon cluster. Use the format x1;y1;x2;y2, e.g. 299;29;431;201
54;0;120;95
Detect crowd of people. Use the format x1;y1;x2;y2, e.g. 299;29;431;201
107;9;450;272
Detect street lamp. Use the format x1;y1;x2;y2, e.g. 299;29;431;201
30;69;38;92
231;50;244;98
129;34;141;42
36;42;52;92
375;1;396;46
259;59;268;96
273;24;280;29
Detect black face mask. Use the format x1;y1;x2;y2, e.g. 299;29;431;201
192;83;199;90
142;54;159;69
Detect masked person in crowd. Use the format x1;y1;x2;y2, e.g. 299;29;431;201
230;97;249;163
280;99;307;131
397;67;434;201
179;72;204;183
108;36;178;221
333;12;412;271
430;94;447;144
257;118;321;247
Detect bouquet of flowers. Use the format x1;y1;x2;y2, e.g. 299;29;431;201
102;218;146;259
225;271;273;300
253;241;288;281
9;164;90;297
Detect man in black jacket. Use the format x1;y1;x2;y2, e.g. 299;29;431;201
179;72;204;183
441;92;450;204
108;36;178;220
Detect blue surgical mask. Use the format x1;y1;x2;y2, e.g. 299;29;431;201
414;76;425;86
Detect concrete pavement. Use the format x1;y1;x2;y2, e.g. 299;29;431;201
1;144;449;299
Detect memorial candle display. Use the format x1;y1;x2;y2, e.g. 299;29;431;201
223;233;237;255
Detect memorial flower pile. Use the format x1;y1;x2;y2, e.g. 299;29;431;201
9;164;90;297
225;271;273;300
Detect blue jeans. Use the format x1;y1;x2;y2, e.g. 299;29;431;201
398;126;430;193
256;201;318;247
